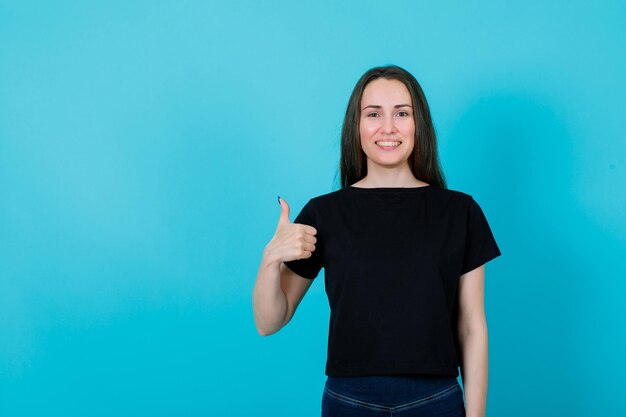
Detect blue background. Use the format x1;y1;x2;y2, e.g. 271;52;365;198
1;1;625;416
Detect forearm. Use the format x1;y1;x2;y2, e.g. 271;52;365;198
252;251;288;336
459;325;488;417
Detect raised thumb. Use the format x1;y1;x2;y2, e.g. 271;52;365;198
277;196;291;224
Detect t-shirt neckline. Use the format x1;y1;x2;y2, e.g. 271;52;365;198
346;184;432;193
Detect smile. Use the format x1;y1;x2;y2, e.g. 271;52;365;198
375;140;402;148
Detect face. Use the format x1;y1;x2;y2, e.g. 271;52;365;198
359;78;415;169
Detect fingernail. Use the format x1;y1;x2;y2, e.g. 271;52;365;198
277;195;281;205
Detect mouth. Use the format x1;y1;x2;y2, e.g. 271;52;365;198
375;140;402;149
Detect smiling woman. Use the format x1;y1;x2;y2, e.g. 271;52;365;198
338;65;444;190
359;78;417;171
253;65;502;417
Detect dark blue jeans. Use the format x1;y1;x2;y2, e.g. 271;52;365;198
322;374;466;417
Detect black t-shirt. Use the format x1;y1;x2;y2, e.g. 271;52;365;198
283;184;502;378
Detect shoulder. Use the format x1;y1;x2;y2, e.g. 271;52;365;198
307;188;346;206
425;185;475;208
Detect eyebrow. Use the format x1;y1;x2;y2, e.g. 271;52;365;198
361;104;413;110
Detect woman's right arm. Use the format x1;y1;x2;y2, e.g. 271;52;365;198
252;252;315;336
252;197;317;336
252;251;288;336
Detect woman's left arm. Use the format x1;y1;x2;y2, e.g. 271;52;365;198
457;264;489;417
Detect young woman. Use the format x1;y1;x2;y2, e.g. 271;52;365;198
253;65;502;417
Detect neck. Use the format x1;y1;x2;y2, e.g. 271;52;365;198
357;164;424;188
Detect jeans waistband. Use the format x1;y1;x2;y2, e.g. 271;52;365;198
325;374;459;406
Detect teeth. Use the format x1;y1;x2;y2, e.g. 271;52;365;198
376;141;401;147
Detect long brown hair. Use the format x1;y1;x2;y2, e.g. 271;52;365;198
333;65;447;189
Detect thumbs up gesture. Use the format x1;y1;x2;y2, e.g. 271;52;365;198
264;197;318;265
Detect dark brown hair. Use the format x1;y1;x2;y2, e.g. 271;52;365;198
333;65;447;189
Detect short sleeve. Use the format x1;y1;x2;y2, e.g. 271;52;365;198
282;198;324;280
460;197;502;275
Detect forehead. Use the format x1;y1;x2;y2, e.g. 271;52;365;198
361;78;411;104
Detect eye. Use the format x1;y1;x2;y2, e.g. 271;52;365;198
367;112;380;118
397;111;410;117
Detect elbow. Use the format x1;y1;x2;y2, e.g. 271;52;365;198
257;326;279;337
255;321;283;337
458;318;488;342
254;320;271;336
253;308;288;337
256;323;270;336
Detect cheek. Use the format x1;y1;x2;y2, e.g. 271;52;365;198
360;121;377;136
402;118;415;131
403;123;416;139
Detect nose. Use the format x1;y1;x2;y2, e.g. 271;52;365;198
381;114;397;134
